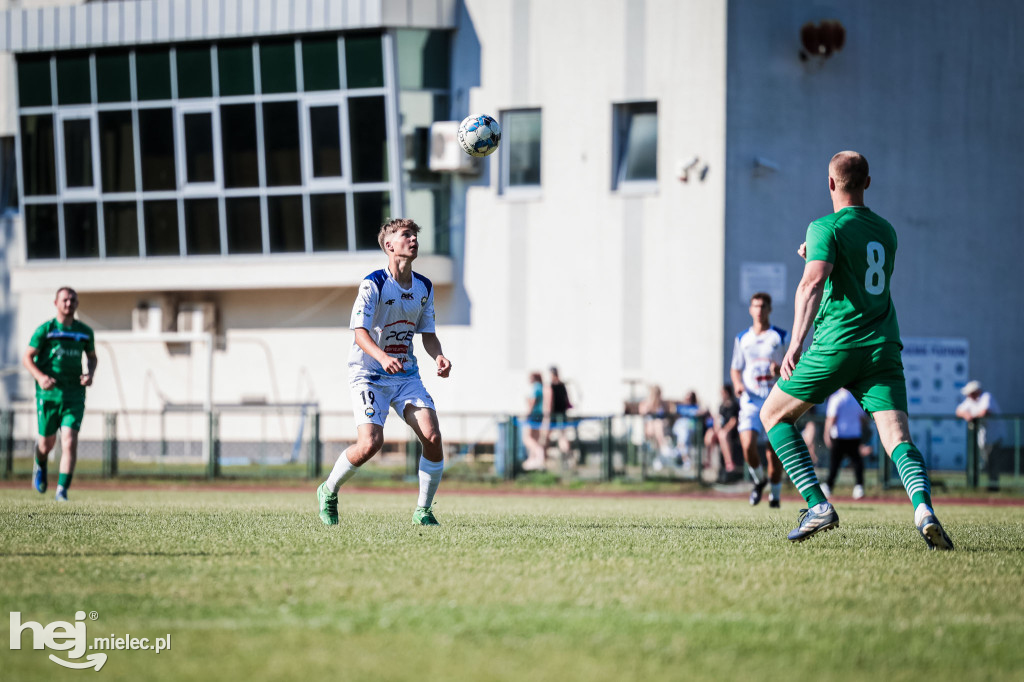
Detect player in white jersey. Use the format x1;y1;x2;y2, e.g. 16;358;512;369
730;292;787;508
317;218;453;527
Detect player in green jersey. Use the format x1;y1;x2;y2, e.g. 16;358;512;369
759;151;953;549
21;287;97;501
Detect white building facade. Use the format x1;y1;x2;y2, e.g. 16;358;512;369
0;0;1020;426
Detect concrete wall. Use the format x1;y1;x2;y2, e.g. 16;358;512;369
724;0;1024;411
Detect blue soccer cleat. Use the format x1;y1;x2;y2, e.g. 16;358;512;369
788;504;839;542
32;460;47;494
917;514;954;551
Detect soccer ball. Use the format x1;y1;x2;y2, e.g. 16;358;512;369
457;114;501;157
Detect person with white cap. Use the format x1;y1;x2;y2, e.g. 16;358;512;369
955;380;1005;491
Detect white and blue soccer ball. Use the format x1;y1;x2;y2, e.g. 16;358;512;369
457;114;501;157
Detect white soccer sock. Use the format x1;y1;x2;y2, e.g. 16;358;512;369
914;502;934;527
748;464;765;484
770;483;782;500
417;457;444;508
325;448;360;493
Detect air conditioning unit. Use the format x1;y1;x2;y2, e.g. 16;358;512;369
428;121;480;173
131;300;174;334
177;302;216;335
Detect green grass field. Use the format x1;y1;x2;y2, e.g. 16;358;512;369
2;488;1023;681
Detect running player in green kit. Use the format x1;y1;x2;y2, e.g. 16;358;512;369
760;151;953;549
21;287;97;501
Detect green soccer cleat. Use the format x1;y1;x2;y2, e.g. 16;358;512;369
412;506;439;526
317;482;338;526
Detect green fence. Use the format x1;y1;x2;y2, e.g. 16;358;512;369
0;407;1021;491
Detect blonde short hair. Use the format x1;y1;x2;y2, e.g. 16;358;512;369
829;151;869;192
377;218;421;253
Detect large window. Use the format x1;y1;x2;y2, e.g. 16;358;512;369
500;109;542;193
612;101;658;190
14;32;422;261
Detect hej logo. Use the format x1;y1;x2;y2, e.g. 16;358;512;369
10;610;172;671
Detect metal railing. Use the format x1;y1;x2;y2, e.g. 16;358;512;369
0;407;1020;490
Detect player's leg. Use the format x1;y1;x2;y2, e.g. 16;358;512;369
856;343;952;549
54;402;85;501
765;443;783;508
404;404;443;525
318;382;390;526
32;399;60;494
738;397;767;504
849;442;866;499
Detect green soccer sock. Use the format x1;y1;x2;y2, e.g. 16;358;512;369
890;442;932;509
57;473;73;490
768;423;827;507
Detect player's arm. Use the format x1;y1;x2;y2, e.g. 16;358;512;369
729;338;745;397
81;351;98;386
823;415;835;449
22;345;56;390
780;260;833;380
354;328;404;374
729;369;744;397
419;332;451;378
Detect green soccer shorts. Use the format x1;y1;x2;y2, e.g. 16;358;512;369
775;342;908;414
36;396;86;436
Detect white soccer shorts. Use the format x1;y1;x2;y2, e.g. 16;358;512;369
350;375;436;427
738;393;767;435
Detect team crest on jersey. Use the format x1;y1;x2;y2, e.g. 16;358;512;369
420;296;427;305
364;406;376;418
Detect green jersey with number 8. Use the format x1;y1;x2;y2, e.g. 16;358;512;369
804;205;902;350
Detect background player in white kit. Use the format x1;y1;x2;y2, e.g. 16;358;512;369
731;293;787;508
317;218;453;526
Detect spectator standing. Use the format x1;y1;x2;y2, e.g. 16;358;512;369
542;366;574;467
522;372;546;471
955;380;1005;491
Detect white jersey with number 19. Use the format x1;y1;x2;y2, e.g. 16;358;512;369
348;269;435;385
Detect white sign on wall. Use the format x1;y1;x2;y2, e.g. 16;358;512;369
739;262;787;305
901;337;970;470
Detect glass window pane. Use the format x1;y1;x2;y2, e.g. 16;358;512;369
176;45;213;99
103;201;139;257
353;192;390;250
268;195;305;253
309;106;342;178
25;204;60;259
98;110;136;193
348;96;388;183
184;198;220;255
260;40;297;94
504;110;542;187
262;101;301;186
225;197;263;254
183;112;215;184
135;48;172;101
302;37;339;91
345;34;384;88
56;54;91;105
405;187;449;255
220;104;259;188
62;118;94;189
310;193;348;251
616;102;657;184
397;30;450;90
138;108;176;191
17;55;52;107
20;115;57;196
64;203;99;258
143;200;180;256
96;51;131;103
218;43;255;96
